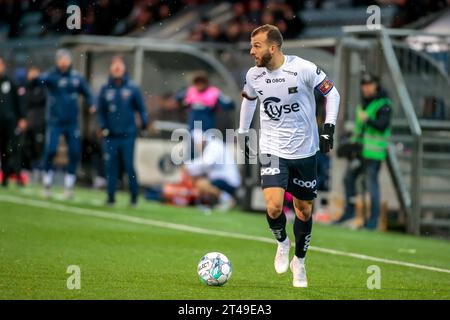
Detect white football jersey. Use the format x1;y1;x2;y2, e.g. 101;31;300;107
242;55;334;159
186;139;241;188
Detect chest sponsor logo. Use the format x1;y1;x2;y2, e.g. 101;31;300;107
263;97;300;121
265;78;285;84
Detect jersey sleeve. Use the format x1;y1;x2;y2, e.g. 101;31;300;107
303;61;334;96
241;70;257;100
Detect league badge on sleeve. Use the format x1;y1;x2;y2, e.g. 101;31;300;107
316;78;333;95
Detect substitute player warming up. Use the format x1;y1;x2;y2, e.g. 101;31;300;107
238;25;340;287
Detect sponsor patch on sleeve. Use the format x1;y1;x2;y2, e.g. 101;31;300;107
315;77;334;95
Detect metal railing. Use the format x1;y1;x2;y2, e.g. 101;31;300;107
336;26;450;235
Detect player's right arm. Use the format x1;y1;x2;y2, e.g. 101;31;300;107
238;70;258;134
238;70;259;160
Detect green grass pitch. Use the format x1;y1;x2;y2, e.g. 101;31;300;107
0;185;449;300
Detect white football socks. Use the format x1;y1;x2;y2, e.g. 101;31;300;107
64;174;76;190
42;171;54;188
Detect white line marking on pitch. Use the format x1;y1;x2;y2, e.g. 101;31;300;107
1;194;449;275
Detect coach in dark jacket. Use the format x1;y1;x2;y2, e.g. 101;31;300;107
0;56;27;187
38;49;94;198
97;55;149;206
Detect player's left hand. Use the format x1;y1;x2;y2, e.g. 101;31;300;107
320;123;335;154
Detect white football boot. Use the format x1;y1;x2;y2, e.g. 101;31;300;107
274;238;290;274
290;256;308;288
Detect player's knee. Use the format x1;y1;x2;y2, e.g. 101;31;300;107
294;202;313;221
267;202;283;219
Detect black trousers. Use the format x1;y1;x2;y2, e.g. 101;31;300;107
0;123;15;185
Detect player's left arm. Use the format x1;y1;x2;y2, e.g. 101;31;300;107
307;63;340;153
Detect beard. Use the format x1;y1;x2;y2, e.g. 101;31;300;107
256;51;273;68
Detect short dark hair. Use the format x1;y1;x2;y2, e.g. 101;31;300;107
192;71;209;85
251;24;283;48
360;73;379;85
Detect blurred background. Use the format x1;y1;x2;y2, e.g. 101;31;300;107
0;0;449;237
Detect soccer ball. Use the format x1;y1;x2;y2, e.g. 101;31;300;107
197;252;232;286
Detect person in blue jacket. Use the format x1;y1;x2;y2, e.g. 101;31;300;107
97;55;149;206
39;49;95;199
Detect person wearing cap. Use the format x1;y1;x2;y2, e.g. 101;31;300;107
0;56;27;187
38;49;95;199
96;55;149;207
176;71;234;132
337;73;392;229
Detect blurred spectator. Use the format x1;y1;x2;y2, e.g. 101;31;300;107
422;96;447;120
337;73;392;230
224;19;243;43
247;0;263;24
0;0;187;38
203;22;225;42
188;0;305;43
96;55;149;206
176;71;235;132
184;129;241;211
23;67;47;172
1;0;22;38
2;0;448;40
0;56;27;187
38;49;94;199
379;0;450;28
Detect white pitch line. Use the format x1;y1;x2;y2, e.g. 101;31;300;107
1;194;450;275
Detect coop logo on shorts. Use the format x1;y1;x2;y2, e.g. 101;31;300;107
261;167;280;176
262;97;300;121
293;178;316;189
